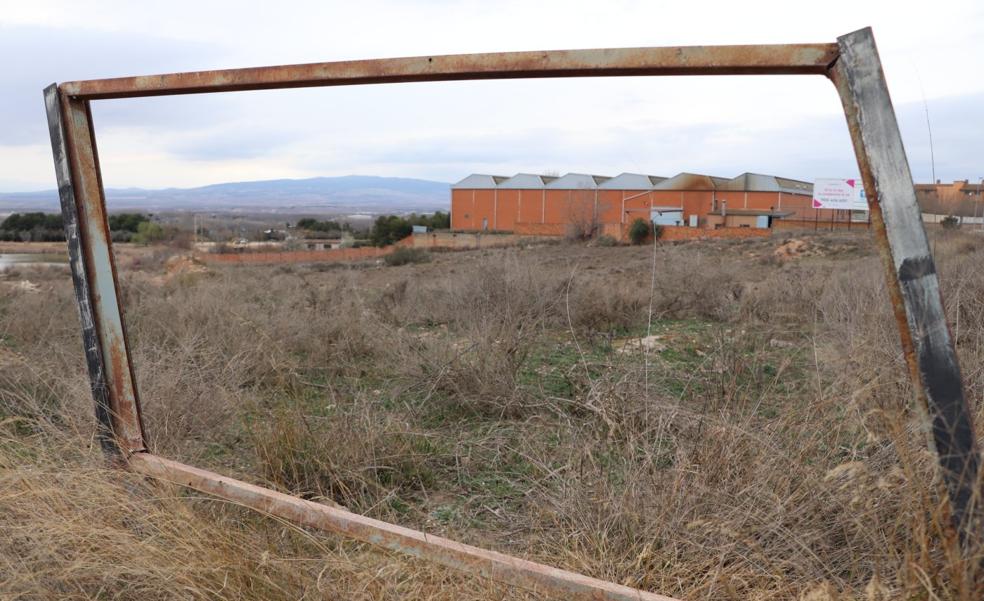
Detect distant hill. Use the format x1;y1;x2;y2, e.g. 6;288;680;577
0;175;451;214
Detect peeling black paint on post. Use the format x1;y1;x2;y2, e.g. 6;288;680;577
902;268;980;534
897;255;936;281
53;92;146;454
43;84;117;455
832;28;982;547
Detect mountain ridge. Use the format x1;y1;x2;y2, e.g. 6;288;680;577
0;175;451;214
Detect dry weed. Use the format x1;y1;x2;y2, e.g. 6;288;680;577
2;230;983;600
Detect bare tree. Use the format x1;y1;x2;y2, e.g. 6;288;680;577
565;186;600;240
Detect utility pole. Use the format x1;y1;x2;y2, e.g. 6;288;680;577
922;89;936;184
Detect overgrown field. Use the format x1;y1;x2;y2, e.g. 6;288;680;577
2;230;983;600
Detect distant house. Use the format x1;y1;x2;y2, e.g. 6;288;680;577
915;180;984;225
300;238;342;251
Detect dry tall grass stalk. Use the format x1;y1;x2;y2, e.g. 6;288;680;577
1;230;982;599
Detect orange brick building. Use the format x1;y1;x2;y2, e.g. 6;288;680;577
451;171;848;239
915;180;984;225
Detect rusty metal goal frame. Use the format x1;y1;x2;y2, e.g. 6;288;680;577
45;27;980;601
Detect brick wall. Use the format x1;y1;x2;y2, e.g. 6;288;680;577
513;223;570;236
410;231;552;249
773;219;871;231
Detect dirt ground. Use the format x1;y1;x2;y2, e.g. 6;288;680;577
2;228;983;601
0;240;164;261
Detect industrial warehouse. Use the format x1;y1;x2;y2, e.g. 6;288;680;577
451;171;861;240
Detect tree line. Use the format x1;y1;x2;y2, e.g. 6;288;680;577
295;212;450;247
1;210;450;246
0;212;156;242
369;212;450;246
294;218;352;234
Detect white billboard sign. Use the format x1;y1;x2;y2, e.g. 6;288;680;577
812;178;868;211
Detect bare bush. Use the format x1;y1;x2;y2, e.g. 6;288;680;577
3;231;983;600
565;189;601;241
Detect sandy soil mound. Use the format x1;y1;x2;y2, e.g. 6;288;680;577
774;238;812;260
151;254;208;285
613;334;667;353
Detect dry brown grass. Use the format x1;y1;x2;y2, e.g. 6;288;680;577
1;228;982;600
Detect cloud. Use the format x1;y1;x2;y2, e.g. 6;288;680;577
2;1;982;191
0;24;227;146
163;126;305;161
895;92;984;183
272;89;979;185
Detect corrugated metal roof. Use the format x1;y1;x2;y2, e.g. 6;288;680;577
717;173;781;192
498;173;558;189
599;172;667;190
717;173;812;194
546;173;611;190
452;172;815;194
653;172;722;191
451;174;508;189
775;176;812;195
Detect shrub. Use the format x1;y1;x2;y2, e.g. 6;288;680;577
370;215;413;246
296;217;345;233
941;215;960;229
628;218;650;245
131;221;165;245
1;212;62;232
370;212;449;247
7;231;983;600
384;247;430;266
594;234;618;247
409;211;450;230
0;212;65;241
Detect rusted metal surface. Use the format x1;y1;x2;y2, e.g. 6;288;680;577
829;27;981;546
45;28;982;597
652;173;722;191
59;43;839;99
129;453;679;601
44;85;116;455
45;87;146;454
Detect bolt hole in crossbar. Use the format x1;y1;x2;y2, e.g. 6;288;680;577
44;27;980;600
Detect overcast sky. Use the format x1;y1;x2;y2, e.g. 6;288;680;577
2;0;982;192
